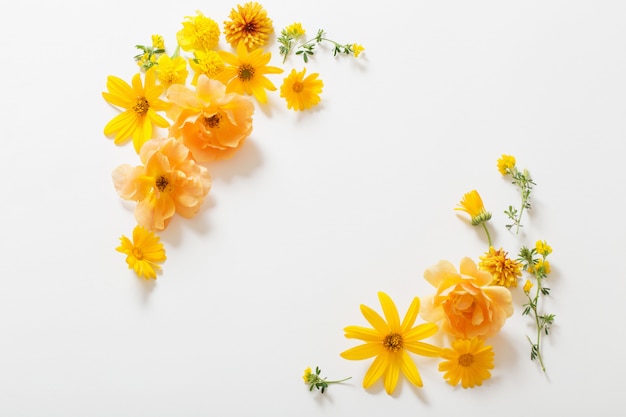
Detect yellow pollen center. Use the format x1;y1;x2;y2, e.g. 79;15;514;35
292;81;304;93
383;333;403;352
204;113;222;128
458;353;474;367
132;248;143;260
155;175;169;192
133;97;150;116
238;64;255;81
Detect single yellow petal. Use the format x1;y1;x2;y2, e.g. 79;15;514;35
399;350;423;387
404;322;439;341
344;326;382;342
400;296;420;334
340;343;382;360
362;353;389;389
404;340;443;357
383;355;401;394
378;291;401;332
360;304;390;334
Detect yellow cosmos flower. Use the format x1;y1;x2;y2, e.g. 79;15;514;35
340;292;442;395
177;11;220;52
102;68;170;153
497;154;516;175
280;68;323;111
479;246;523;288
189;50;225;85
156;55;188;88
455;190;492;226
116;225;166;280
439;338;494;389
112;138;212;231
223;2;274;50
167;75;255;162
353;44;365;58
535;240;552;256
217;42;283;104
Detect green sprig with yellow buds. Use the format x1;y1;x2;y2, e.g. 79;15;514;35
498;154;535;234
134;34;166;70
278;24;364;63
519;240;554;372
303;366;351;393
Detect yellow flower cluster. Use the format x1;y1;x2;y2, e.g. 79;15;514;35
101;3;365;280
340;154;555;394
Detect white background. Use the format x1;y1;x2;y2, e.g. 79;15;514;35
1;0;625;415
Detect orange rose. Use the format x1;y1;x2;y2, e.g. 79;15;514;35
112;137;211;231
421;257;513;339
166;75;254;162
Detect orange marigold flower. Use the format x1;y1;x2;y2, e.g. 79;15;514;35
223;2;274;50
439;337;494;389
280;68;323;111
479;246;523;288
112;138;211;231
216;41;283;104
102;68;170;153
421;257;513;339
167;75;255;162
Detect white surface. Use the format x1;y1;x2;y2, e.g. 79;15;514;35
1;0;625;415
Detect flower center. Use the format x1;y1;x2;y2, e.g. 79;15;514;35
292;81;304;93
133;97;150;116
203;113;222;128
458;353;474;367
244;22;257;33
132;248;143;260
238;64;255;81
155;175;170;192
383;333;403;352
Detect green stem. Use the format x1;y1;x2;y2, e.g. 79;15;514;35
529;276;546;372
325;377;352;384
481;223;493;247
515;198;527;234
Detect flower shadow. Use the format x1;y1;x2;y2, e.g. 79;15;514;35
203;138;263;183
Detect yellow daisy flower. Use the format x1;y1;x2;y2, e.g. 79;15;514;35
479;246;523;288
497;154;516;175
340;292;442;395
455;190;492;226
216;41;283;104
116;225;166;280
177;11;220;53
280;68;323;111
223;2;274;50
439;337;494;389
156;54;188;88
102;68;170;153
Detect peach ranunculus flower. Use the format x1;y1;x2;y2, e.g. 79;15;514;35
166;75;255;162
112;137;211;231
420;257;513;340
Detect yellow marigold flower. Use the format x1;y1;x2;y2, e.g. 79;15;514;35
102;68;170;153
116;225;166;280
189;50;225;85
112;138;212;231
285;22;305;37
156;55;188;88
177;11;220;52
455;190;492;226
421;258;514;340
216;41;284;104
497;154;516;175
151;34;164;50
528;259;551;275
223;2;274;50
535;240;552;256
340;292;442;395
302;367;312;383
280;68;323;111
439;338;494;389
523;279;533;294
352;44;365;58
167;75;255;162
479;246;523;288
